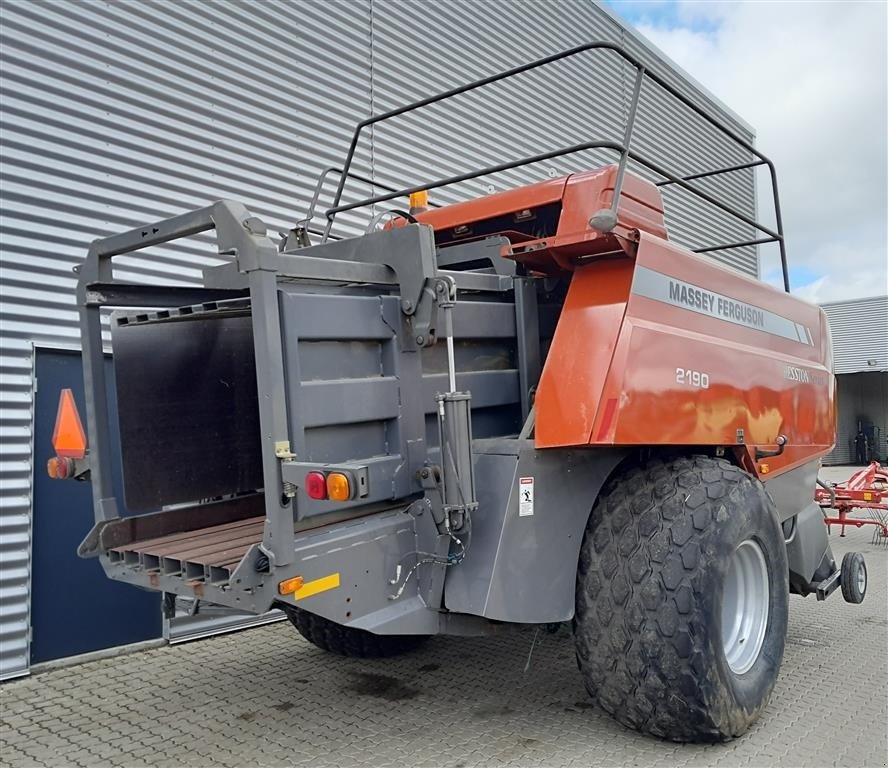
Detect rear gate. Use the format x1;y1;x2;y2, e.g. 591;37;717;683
105;282;526;585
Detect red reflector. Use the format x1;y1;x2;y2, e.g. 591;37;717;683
52;389;87;459
305;471;327;500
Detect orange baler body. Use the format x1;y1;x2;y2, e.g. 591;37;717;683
413;165;835;480
534;232;835;479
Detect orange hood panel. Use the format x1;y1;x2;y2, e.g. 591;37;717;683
535;232;834;478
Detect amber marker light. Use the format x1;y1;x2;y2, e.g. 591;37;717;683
326;472;352;501
278;576;304;595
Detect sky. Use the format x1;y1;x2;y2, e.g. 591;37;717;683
605;0;888;303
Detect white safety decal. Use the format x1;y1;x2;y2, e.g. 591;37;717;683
519;476;535;517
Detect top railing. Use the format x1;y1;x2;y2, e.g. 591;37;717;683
310;41;789;292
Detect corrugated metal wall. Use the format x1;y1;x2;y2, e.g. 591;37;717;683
1;0;373;680
366;0;757;274
822;296;888;375
0;0;757;679
821;296;888;465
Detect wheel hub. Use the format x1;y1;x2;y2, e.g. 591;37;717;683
721;539;769;675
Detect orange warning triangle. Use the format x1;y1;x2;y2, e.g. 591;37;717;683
52;388;87;459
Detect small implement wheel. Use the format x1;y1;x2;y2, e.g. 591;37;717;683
279;604;429;658
840;552;867;604
574;456;789;742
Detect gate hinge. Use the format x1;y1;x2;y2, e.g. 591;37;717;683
274;441;297;460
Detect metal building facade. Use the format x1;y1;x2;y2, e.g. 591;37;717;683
821;296;888;465
0;0;757;679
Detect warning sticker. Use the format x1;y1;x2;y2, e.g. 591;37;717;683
518;476;534;517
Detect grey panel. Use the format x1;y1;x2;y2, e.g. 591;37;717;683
822;296;888;375
762;459;821;522
301;379;400;428
444;440;624;623
0;0;757;675
278;282;521;516
298;340;385;380
785;502;835;591
421;340;515;374
422;370;520;412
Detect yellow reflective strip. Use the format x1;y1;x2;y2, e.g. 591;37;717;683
294;572;340;600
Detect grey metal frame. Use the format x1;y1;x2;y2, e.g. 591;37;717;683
76;199;517;572
294;166;443;242
73;191;544;635
77;202;294;560
312;41;790;291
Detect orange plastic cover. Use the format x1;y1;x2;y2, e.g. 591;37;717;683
535;232;834;479
408;165;667;273
52;388;87;459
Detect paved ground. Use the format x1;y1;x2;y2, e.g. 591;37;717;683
2;467;886;768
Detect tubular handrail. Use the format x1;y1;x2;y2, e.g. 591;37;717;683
314;41;790;291
295;166;441;233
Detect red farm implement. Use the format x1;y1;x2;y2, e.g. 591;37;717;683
817;463;888;545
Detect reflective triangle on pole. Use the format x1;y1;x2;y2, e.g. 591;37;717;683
52;388;87;459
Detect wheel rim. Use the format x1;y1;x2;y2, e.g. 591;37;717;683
857;562;867;595
721;539;770;675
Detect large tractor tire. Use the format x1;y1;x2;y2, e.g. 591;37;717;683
574;455;788;742
279;604;429;658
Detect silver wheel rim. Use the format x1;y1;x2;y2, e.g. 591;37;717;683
857;563;866;595
721;539;769;675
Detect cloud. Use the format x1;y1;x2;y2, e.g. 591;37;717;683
611;0;888;303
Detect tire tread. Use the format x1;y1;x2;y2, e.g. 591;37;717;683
280;604;428;658
574;455;782;742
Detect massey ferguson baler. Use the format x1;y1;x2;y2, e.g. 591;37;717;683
50;43;868;742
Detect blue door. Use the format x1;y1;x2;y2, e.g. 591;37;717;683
31;348;160;663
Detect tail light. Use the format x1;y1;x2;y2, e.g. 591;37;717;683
305;471;327;500
46;456;75;480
